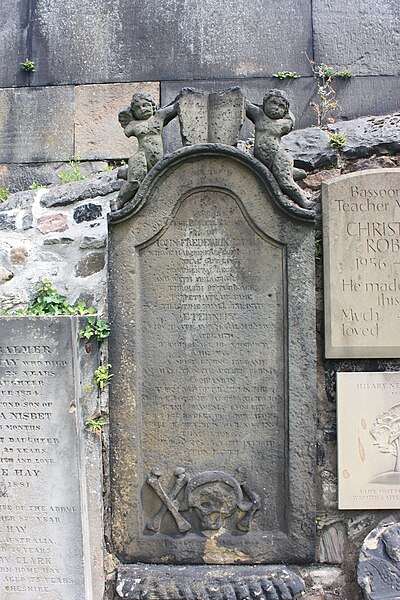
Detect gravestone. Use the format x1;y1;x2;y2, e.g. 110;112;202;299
337;371;400;510
0;317;104;600
322;168;400;358
108;137;316;593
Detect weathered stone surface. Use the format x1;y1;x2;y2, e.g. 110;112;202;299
43;236;74;245
109;145;316;564
282;127;337;170
0;266;13;284
75;82;160;160
75;252;105;277
0;87;74;163
73;203;103;223
80;235;107;249
37;213;69;234
303;169;341;191
177;87;245;146
338;372;400;509
0;212;16;230
358;520;400;599
116;565;305;599
319;523;346;564
322;169;400;358
41;171;121;208
28;0;312;86
0;317;104;599
313;0;400;76
327;114;400;159
0;0;24;89
10;245;29;265
0;189;36;210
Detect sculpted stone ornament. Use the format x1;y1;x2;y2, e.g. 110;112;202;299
246;89;313;210
358;520;400;599
111;92;179;212
117;564;305;599
146;467;261;534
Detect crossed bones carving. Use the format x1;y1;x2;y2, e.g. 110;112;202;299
146;467;261;533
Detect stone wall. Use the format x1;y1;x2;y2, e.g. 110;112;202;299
0;116;399;599
0;0;399;191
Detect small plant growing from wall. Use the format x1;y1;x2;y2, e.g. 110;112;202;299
0;186;10;202
79;317;111;342
58;156;85;184
85;413;109;435
272;71;300;80
94;363;113;392
20;59;36;72
328;131;347;149
307;57;352;128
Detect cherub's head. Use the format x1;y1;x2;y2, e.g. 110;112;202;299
262;89;290;119
130;92;157;120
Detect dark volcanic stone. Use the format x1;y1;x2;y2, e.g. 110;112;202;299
73;203;102;223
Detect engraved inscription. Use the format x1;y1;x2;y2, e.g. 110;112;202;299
138;190;286;532
323;169;400;357
0;320;84;599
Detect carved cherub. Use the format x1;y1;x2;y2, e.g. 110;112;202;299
246;89;313;209
111;92;178;211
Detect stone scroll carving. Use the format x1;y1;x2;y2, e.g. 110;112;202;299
116;564;305;600
358;520;400;599
145;468;261;534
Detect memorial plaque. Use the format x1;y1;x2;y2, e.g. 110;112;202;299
338;371;400;509
0;317;103;599
109;146;316;565
323;168;400;358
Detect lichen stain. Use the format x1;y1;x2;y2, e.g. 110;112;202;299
358;436;366;462
203;529;251;564
361;418;367;430
343;469;350;479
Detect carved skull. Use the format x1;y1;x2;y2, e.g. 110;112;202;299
188;482;238;530
182;471;252;531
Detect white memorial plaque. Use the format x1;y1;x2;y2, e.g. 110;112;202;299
323;168;400;358
338;371;400;509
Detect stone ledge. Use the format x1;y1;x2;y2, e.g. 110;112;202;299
116;564;305;599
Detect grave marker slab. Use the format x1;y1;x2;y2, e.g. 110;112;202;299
0;317;104;600
323;168;400;358
109;145;316;569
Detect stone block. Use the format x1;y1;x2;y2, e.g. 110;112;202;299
73;203;103;223
0;0;24;88
0;87;74;163
75;252;105;277
74;82;160;160
41;171;122;208
0;317;104;598
327;113;400;160
10;245;29;265
313;0;400;76
0;266;14;284
29;0;312;86
37;213;69;234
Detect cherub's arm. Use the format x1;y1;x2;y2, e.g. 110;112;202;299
245;99;263;124
288;110;295;129
118;107;133;130
157;102;178;126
